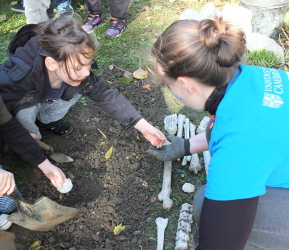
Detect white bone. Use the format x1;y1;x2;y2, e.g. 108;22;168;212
164;114;178;136
175;238;188;250
203;150;211;175
182;183;195;193
175;203;194;250
156;217;168;250
196;116;210;134
178;211;193;223
182;119;191;166
177;220;191;233
181;203;193;213
177;114;186;138
189;123;201;174
158;161;173;209
175;230;190;241
197;116;211;175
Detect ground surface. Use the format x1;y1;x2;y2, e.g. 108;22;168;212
4;66;206;250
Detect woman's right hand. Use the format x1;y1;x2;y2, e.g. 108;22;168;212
0;169;16;197
37;159;66;187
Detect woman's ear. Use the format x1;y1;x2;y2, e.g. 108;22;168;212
177;76;194;94
45;57;58;72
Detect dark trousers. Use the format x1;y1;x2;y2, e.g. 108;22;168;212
84;0;130;19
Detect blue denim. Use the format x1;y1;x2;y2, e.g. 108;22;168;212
193;185;289;250
0;165;20;214
55;0;71;8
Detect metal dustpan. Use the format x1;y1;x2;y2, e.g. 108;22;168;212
36;140;73;163
7;191;78;231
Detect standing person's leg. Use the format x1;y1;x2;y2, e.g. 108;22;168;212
82;0;103;33
105;0;130;37
192;185;289;250
23;0;53;24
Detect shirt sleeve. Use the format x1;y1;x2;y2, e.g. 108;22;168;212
0;96;47;167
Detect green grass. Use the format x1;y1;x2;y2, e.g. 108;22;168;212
244;49;283;68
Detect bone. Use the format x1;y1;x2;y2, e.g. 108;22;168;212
181;119;190;166
158;115;178;209
164;114;178;136
158;161;173;209
189;123;201;174
177;114;186;162
156;217;168;250
197;116;211;175
175;203;194;250
182;183;195;193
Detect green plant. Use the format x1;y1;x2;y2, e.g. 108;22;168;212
245;49;283;68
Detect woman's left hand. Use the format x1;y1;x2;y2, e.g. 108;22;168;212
134;118;166;148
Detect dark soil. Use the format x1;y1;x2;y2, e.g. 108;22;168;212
6;65;175;250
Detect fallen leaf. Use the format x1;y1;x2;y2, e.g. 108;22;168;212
143;84;151;91
119;77;133;83
105;146;113;159
29;241;41;250
113;223;126;235
0;15;6;23
135;135;142;142
133;68;149;79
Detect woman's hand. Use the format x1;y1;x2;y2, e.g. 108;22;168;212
134;118;166;148
38;159;66;187
0;169;16;197
30;132;39;140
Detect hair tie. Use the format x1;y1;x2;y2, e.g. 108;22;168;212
218;57;240;68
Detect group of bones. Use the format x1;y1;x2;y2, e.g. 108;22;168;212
156;114;211;250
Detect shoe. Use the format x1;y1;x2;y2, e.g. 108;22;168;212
82;14;102;33
36;119;73;136
56;3;74;17
11;1;25;13
105;18;126;37
0;214;12;231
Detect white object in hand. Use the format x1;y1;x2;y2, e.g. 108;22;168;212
56;178;73;193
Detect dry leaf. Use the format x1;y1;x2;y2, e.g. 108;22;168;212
29;241;41;250
135;135;142;142
113;223;126;235
105;146;113;159
143;84;151;91
133;68;149;79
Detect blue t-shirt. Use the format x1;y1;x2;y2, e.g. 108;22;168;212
205;64;289;201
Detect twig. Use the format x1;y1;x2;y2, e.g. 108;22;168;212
112;64;126;72
97;128;107;139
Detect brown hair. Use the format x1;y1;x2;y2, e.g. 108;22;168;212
35;16;97;80
151;17;246;87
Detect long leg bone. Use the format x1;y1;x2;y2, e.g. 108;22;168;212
189;123;201;174
158;115;178;209
156;217;168;250
182;118;190;166
177;114;186;162
175;203;194;250
158;161;173;209
197;116;211;175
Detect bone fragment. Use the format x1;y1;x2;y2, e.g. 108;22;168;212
175;203;194;250
182;183;195;193
203;150;211;175
156;217;168;250
189;123;201;174
196;116;210;134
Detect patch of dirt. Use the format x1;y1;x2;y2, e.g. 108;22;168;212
8;66;172;250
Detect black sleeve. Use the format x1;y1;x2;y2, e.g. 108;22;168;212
0;117;47;167
196;196;259;250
